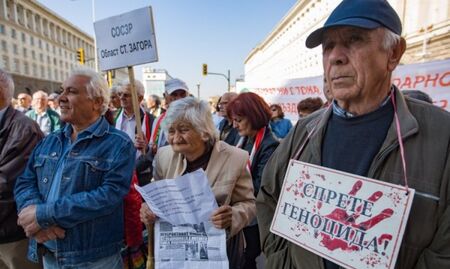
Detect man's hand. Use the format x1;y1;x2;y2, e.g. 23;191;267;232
134;133;148;153
17;205;40;237
210;205;232;230
34;226;66;243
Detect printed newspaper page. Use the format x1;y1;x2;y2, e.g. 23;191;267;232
135;169;229;269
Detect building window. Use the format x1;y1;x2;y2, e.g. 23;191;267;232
53;58;56;65
46;43;49;51
23;48;27;57
24;62;29;75
33;63;38;77
13;59;19;72
11;29;16;39
13;44;18;54
1;40;7;52
2;56;9;70
41;65;45;78
30;36;34;46
40;53;43;61
47;56;50;63
0;24;5;35
31;50;35;60
21;32;26;42
38;39;42;49
54;69;58;80
48;67;52;80
59;47;62;56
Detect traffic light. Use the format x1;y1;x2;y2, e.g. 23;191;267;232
76;48;85;65
202;64;208;76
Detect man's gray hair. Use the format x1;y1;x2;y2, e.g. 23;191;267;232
110;83;123;94
121;79;145;97
382;27;401;51
33;90;48;99
70;67;109;114
162;97;218;146
0;68;14;103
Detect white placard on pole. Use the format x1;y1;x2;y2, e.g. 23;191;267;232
94;6;158;71
271;160;414;269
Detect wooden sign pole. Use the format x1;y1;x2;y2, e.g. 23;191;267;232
127;66;154;269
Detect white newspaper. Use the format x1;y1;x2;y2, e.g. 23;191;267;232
135;169;229;269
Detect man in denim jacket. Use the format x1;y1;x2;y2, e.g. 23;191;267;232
14;68;136;268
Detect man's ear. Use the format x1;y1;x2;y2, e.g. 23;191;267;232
93;97;103;111
388;37;406;71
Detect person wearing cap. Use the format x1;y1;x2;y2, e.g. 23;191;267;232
149;78;189;154
47;93;60;114
256;1;450;268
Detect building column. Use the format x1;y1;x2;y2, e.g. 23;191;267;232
12;0;17;24
23;8;28;28
0;0;7;19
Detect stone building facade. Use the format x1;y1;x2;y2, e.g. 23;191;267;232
0;0;95;96
244;0;450;83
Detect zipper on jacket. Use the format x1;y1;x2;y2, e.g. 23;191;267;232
367;142;399;178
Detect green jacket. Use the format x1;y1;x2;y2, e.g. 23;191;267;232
25;108;61;134
256;87;450;269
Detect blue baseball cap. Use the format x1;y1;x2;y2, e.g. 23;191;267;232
305;0;402;48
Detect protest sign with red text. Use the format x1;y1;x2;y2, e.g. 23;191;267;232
271;161;415;269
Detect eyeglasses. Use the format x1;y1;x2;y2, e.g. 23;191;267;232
218;102;228;108
118;92;131;98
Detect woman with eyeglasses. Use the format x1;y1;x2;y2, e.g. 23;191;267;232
227;92;279;269
269;104;293;140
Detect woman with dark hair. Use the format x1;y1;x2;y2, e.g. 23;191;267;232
269;104;293;140
227;92;279;269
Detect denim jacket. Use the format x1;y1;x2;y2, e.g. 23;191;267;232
14;116;136;265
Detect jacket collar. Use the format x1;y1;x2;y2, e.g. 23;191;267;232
61;116;109;141
303;86;419;162
378;85;418;151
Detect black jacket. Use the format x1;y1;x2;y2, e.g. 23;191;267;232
0;106;43;243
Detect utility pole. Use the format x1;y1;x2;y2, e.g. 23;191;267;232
202;64;231;92
197;83;200;99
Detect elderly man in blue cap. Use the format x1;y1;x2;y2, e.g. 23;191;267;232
256;0;450;268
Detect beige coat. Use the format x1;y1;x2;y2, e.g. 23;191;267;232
257;87;450;269
154;140;256;237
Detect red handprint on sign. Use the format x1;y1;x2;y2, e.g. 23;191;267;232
319;180;393;253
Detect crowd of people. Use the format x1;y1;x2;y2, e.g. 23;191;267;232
0;1;449;269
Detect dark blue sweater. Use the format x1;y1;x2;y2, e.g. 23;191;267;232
321;101;393;269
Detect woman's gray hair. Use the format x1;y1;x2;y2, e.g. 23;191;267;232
121;79;145;97
70;67;109;114
382;27;401;51
162;97;218;146
0;68;14;103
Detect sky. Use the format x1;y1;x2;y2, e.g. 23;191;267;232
37;0;297;100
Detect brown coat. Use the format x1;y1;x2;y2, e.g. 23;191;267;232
0;106;43;243
257;87;450;269
154;140;256;237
